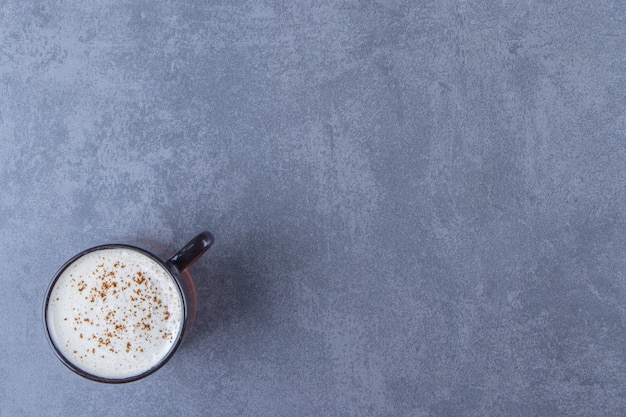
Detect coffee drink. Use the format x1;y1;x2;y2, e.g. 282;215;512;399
46;248;184;380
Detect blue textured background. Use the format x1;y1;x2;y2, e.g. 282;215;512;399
1;1;625;416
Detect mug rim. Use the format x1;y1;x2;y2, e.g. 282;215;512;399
43;243;188;384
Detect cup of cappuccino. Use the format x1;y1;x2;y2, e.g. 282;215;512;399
44;231;214;383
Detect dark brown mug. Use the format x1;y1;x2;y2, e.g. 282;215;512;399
43;231;214;383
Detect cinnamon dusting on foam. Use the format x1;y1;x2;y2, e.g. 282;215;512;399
47;248;183;379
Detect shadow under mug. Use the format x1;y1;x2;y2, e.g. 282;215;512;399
43;231;214;383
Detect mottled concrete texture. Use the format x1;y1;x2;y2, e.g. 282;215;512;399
0;1;625;416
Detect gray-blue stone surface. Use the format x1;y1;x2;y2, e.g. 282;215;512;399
1;1;625;416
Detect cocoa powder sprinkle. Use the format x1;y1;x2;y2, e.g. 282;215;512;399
53;250;181;375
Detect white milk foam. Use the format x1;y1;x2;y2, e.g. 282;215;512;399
46;248;184;380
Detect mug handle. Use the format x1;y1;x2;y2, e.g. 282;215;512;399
167;231;214;272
